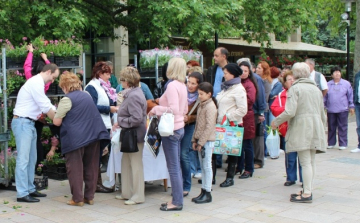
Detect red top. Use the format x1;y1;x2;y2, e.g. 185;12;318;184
270;88;288;136
241;78;256;139
24;52;51;92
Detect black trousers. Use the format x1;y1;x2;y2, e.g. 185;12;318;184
35;121;44;170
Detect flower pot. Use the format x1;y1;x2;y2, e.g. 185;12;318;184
6;57;25;69
43;164;67;180
55;56;79;67
34;176;48;191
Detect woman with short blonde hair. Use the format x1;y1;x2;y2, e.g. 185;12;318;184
166;58;187;83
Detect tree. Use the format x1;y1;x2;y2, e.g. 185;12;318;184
0;0;311;49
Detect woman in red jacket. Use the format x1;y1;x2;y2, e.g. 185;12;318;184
236;61;257;178
270;71;302;186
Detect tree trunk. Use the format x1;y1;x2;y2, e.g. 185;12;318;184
354;0;360;78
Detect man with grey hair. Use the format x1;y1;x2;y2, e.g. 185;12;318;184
105;61;118;88
305;59;328;96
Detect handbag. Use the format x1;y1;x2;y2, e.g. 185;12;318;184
144;116;162;158
120;128;139;153
158;108;174;137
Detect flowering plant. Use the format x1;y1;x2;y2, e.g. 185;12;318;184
139;47;202;69
41;153;65;166
1;38;28;59
0;147;17;180
7;70;26;95
37;164;44;172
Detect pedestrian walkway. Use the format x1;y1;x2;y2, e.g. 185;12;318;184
1;121;360;223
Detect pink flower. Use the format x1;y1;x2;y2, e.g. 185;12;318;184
50;40;54;44
19;43;23;46
50;52;53;54
71;35;75;39
22;37;27;41
54;40;58;45
0;39;2;42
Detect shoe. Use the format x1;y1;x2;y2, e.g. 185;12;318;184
198;179;215;185
290;194;312;203
115;195;126;200
183;192;189;197
291;191;303;198
96;167;114;193
254;164;262;169
235;169;242;175
216;165;222;168
239;171;253;179
195;191;212;204
351;148;360;153
17;195;40;203
124;200;137;205
29;191;47;197
161;202;168;207
220;178;234;187
339;146;347;150
327;145;334;149
84;199;94;205
192;189;205;202
284;181;296;186
66;200;84;206
160;205;183;211
194;173;202;179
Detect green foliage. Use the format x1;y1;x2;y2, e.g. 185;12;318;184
41;153;66;166
6;70;26;96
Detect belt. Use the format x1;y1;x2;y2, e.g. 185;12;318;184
13;115;36;122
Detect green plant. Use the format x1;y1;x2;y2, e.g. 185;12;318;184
0;148;16;180
41;153;65;166
3;38;28;59
6;70;26;95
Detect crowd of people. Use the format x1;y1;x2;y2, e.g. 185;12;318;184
10;45;359;210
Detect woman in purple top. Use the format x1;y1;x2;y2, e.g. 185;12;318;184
324;66;355;150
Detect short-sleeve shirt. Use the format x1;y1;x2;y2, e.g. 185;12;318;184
213;66;224;97
54;97;72;119
309;70;328;90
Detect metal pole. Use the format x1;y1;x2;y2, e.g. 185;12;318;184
215;32;218;49
2;48;9;182
82;52;86;88
155;54;159;83
200;55;203;71
134;55;138;68
346;20;350;80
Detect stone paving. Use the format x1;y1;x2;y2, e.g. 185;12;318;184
1;120;360;223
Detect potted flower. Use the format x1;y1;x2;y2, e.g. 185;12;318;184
0;147;17;182
6;70;26;96
41;153;67;180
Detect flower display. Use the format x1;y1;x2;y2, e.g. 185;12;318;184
139;47;202;69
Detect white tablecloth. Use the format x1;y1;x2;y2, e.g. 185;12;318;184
107;144;169;186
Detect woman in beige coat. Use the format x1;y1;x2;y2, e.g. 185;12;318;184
271;62;326;203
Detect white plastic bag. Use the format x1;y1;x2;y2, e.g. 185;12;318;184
158;108;174;137
266;130;280;159
111;128;121;154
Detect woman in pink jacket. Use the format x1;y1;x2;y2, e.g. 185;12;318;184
149;58;188;211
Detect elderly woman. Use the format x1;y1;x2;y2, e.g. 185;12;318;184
149;58;188;211
85;61;117;193
216;63;247;187
270;71;302;187
324;66;355;150
53;72;110;206
236;61;257;179
180;72;203;197
115;67;147;205
271;62;326;203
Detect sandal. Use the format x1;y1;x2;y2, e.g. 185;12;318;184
183;192;189;197
160;204;183;211
66;200;84;206
290;191;302;198
290;194;312;203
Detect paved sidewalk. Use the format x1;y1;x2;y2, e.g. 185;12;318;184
1;121;360;223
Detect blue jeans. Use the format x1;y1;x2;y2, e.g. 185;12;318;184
237;139;254;173
283;138;302;182
355;103;360;148
180;124;195;192
12;118;37;198
215;154;222;167
198;141;214;192
162;128;184;206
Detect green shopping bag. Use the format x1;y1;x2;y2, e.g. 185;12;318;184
212;115;244;156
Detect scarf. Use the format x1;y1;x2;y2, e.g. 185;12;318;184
121;87;134;98
187;90;198;105
99;78;117;102
221;77;241;91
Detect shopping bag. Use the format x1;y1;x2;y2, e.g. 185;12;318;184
266;129;280;158
111;128;121;154
212;115;244;156
145;116;162;158
158;108;174;137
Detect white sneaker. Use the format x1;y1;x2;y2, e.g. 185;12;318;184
124;200;137;205
115;195;126;200
327;146;334;149
194;173;202;179
351;148;360;153
339;147;347;150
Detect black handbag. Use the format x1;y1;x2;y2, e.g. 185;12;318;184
255;122;264;136
120;128;139;153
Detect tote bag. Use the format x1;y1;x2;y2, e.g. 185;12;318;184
145;116;162;158
158;108;174;137
213;115;244;156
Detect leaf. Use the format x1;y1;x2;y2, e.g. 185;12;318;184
3;200;9;204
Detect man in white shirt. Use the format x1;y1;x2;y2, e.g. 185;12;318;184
305;59;328;96
12;64;58;203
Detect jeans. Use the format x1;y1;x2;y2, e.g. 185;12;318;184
180;124;195;192
190;148;201;174
327;111;349;147
237;139;254;173
162;128;184;206
12;118;37;198
215;154;223;167
198;141;214;192
356;104;360;148
284;138;302;182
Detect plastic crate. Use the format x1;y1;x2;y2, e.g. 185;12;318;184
55;56;79;67
34;176;48;191
43;165;67;181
